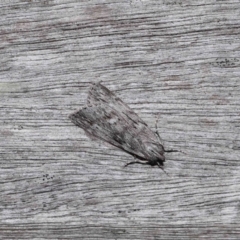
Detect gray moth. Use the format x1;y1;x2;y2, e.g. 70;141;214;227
69;82;177;171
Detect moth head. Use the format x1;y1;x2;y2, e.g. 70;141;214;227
145;142;165;164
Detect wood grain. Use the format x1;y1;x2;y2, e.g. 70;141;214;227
1;0;240;239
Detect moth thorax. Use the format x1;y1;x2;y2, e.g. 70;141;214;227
145;142;165;161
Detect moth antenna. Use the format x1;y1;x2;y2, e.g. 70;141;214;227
155;115;184;155
155;113;164;144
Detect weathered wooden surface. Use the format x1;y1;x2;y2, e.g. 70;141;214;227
1;0;240;239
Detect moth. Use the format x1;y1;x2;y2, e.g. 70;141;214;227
69;82;177;171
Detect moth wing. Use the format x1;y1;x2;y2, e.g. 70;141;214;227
70;82;160;160
87;82;147;126
88;82;158;142
69;105;147;159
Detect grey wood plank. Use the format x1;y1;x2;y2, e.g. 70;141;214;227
1;0;240;239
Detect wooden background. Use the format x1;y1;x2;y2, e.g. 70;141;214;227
1;0;240;239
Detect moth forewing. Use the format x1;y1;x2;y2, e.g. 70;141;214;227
69;82;168;169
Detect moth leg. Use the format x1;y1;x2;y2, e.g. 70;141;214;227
163;146;186;155
164;149;179;153
124;160;148;167
125;161;169;175
157;162;169;176
155;113;164;144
